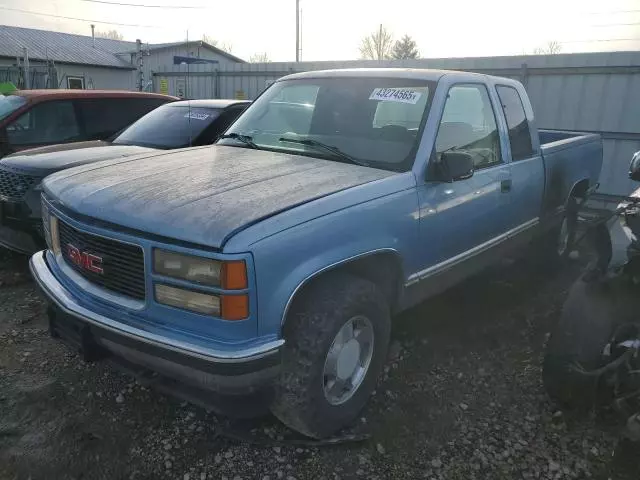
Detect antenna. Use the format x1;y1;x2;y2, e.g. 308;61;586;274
295;0;300;61
186;29;192;147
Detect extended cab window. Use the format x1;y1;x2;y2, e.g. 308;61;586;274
6;100;80;146
435;84;501;170
496;86;534;161
219;77;435;172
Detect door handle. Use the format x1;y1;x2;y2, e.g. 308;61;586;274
500;179;512;193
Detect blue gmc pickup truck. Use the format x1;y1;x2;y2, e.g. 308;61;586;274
30;69;602;438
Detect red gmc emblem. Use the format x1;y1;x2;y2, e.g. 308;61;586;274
66;244;104;274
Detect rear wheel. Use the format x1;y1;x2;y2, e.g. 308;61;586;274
271;273;390;438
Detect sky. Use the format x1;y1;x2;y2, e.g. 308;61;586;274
1;0;640;62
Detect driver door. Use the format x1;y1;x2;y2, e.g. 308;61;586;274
415;83;512;275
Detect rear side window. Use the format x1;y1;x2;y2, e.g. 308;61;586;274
6;100;80;146
77;98;169;140
496;86;534;161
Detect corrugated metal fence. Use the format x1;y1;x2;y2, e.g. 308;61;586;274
153;52;640;195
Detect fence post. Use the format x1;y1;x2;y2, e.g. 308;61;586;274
520;62;529;88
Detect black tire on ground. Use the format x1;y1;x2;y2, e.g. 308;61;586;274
271;273;391;438
543;275;640;410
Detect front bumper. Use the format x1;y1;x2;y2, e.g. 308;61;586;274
29;251;283;395
0;198;44;254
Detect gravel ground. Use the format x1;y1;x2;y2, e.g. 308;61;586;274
1;247;640;480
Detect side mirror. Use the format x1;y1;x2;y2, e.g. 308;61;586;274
630;151;640;182
440;150;474;182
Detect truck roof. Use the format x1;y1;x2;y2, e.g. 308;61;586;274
281;68;496;83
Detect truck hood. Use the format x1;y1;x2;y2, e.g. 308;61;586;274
44;146;395;249
3;142;157;176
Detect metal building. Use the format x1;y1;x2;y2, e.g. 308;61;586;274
0;25;244;91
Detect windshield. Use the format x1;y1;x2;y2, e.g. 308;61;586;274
0;95;27;122
113;104;222;149
218;77;435;171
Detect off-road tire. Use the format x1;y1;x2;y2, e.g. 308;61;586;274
271;273;391;438
543;275;640;410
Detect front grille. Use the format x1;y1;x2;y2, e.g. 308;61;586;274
58;219;146;301
0;169;38;200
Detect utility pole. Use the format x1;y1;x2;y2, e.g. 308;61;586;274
136;39;144;91
23;47;30;89
295;0;300;62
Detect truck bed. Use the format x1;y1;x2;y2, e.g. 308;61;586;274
539;129;601;154
538;129;603;214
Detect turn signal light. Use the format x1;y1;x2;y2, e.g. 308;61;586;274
222;261;248;290
221;294;249;320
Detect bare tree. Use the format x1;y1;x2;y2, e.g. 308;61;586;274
95;29;124;40
359;25;394;60
534;41;562;55
201;35;233;53
250;52;271;63
392;35;419;60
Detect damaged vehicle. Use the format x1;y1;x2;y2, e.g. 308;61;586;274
30;69;602;438
544;150;640;439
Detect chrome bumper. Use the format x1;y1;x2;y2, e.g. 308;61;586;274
29;251;284;364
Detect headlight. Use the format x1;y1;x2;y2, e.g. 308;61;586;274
155;284;221;316
154;249;221;285
153;249;247;289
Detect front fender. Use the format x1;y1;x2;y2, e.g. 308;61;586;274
250;188;420;337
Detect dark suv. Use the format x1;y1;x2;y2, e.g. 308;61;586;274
0;99;249;254
0;89;177;158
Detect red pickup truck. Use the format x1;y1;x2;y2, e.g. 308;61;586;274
0;89;177;158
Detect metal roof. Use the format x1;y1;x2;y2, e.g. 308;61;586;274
0;25;245;69
0;25;136;68
118;40;246;63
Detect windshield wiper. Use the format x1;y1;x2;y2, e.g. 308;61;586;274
218;133;259;149
278;137;370;167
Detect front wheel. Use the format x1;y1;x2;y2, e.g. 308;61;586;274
271;273;391;438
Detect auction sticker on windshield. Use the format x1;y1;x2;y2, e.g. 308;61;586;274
369;88;422;104
184;112;211;121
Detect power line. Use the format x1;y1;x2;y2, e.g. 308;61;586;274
588;21;640;27
560;37;640;44
0;5;157;27
577;9;640;15
80;0;205;9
